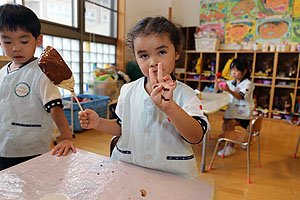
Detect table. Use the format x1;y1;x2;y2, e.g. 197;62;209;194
0;149;214;200
199;92;230;172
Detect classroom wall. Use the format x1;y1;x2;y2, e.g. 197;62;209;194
124;0;201;63
125;0;171;61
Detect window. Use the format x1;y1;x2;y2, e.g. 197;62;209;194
85;0;117;38
35;35;80;96
83;41;116;93
24;0;78;27
0;0;121;95
0;0;22;4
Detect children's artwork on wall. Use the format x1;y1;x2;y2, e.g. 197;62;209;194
292;19;300;42
257;0;292;18
199;23;225;42
200;0;227;24
226;0;257;21
225;21;256;43
256;18;291;42
293;0;300;17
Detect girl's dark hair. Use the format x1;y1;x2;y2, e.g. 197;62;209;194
230;58;252;79
126;16;183;53
0;4;41;39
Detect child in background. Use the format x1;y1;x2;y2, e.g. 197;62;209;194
214;58;254;157
79;16;209;179
0;4;76;170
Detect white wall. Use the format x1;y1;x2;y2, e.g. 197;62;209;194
171;0;200;27
124;0;200;61
125;0;171;60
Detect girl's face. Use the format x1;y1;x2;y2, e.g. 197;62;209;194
230;67;246;81
133;33;180;78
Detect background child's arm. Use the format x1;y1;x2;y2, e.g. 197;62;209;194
221;84;243;100
51;106;76;156
214;79;222;91
78;109;121;136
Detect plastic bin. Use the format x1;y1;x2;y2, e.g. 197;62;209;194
88;80;123;100
63;94;110;132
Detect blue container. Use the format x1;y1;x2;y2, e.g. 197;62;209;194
63;94;110;132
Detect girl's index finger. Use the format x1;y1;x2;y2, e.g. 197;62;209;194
157;63;163;83
149;68;158;86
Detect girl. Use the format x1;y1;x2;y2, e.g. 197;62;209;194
78;16;209;179
214;58;255;157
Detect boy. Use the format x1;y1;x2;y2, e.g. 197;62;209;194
0;4;76;170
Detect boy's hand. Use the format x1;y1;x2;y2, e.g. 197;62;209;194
51;139;76;156
78;109;99;129
149;63;176;111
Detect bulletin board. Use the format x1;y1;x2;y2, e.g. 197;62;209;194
256;18;292;42
257;0;293;18
225;21;256;43
199;23;225;42
226;0;257;21
199;0;299;44
200;0;227;24
292;19;300;42
293;0;300;17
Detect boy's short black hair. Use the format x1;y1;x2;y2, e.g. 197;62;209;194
0;4;41;39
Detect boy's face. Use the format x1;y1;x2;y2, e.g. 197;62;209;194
133;34;180;79
0;28;42;68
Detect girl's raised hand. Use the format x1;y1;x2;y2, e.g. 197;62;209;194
149;63;176;110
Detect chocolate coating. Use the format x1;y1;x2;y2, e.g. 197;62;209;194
38;46;72;85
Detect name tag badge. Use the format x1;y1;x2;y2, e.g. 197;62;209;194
15;82;30;97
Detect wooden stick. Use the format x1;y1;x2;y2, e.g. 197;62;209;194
71;91;84;112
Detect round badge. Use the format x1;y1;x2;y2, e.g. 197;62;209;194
15;82;30;97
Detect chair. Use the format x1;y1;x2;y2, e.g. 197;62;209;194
293;133;300;159
110;136;120;157
208;116;263;183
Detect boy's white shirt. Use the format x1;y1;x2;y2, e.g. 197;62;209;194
224;79;255;119
0;59;62;157
112;77;209;179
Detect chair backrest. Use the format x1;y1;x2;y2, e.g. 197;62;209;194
250;116;263;136
110;136;120;157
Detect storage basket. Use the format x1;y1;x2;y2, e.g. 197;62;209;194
195;38;219;51
88;80;123;100
63;94;110;132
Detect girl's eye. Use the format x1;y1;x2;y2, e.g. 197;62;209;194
21;41;29;44
140;54;148;59
3;41;11;44
159;50;167;55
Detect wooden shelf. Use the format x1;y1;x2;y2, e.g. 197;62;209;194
181;26;300;120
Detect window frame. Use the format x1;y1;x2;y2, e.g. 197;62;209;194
23;0;124;94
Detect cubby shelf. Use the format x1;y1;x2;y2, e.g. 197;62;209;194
176;27;300;120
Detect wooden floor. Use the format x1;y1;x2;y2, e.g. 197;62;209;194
55;112;300;200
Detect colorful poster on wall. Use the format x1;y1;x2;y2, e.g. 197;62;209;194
293;0;300;17
292;19;300;42
256;18;292;42
225;21;256;43
200;0;227;24
226;0;257;21
257;0;293;18
199;23;225;42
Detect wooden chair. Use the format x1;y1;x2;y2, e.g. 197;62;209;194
110;136;120;157
208;116;263;183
